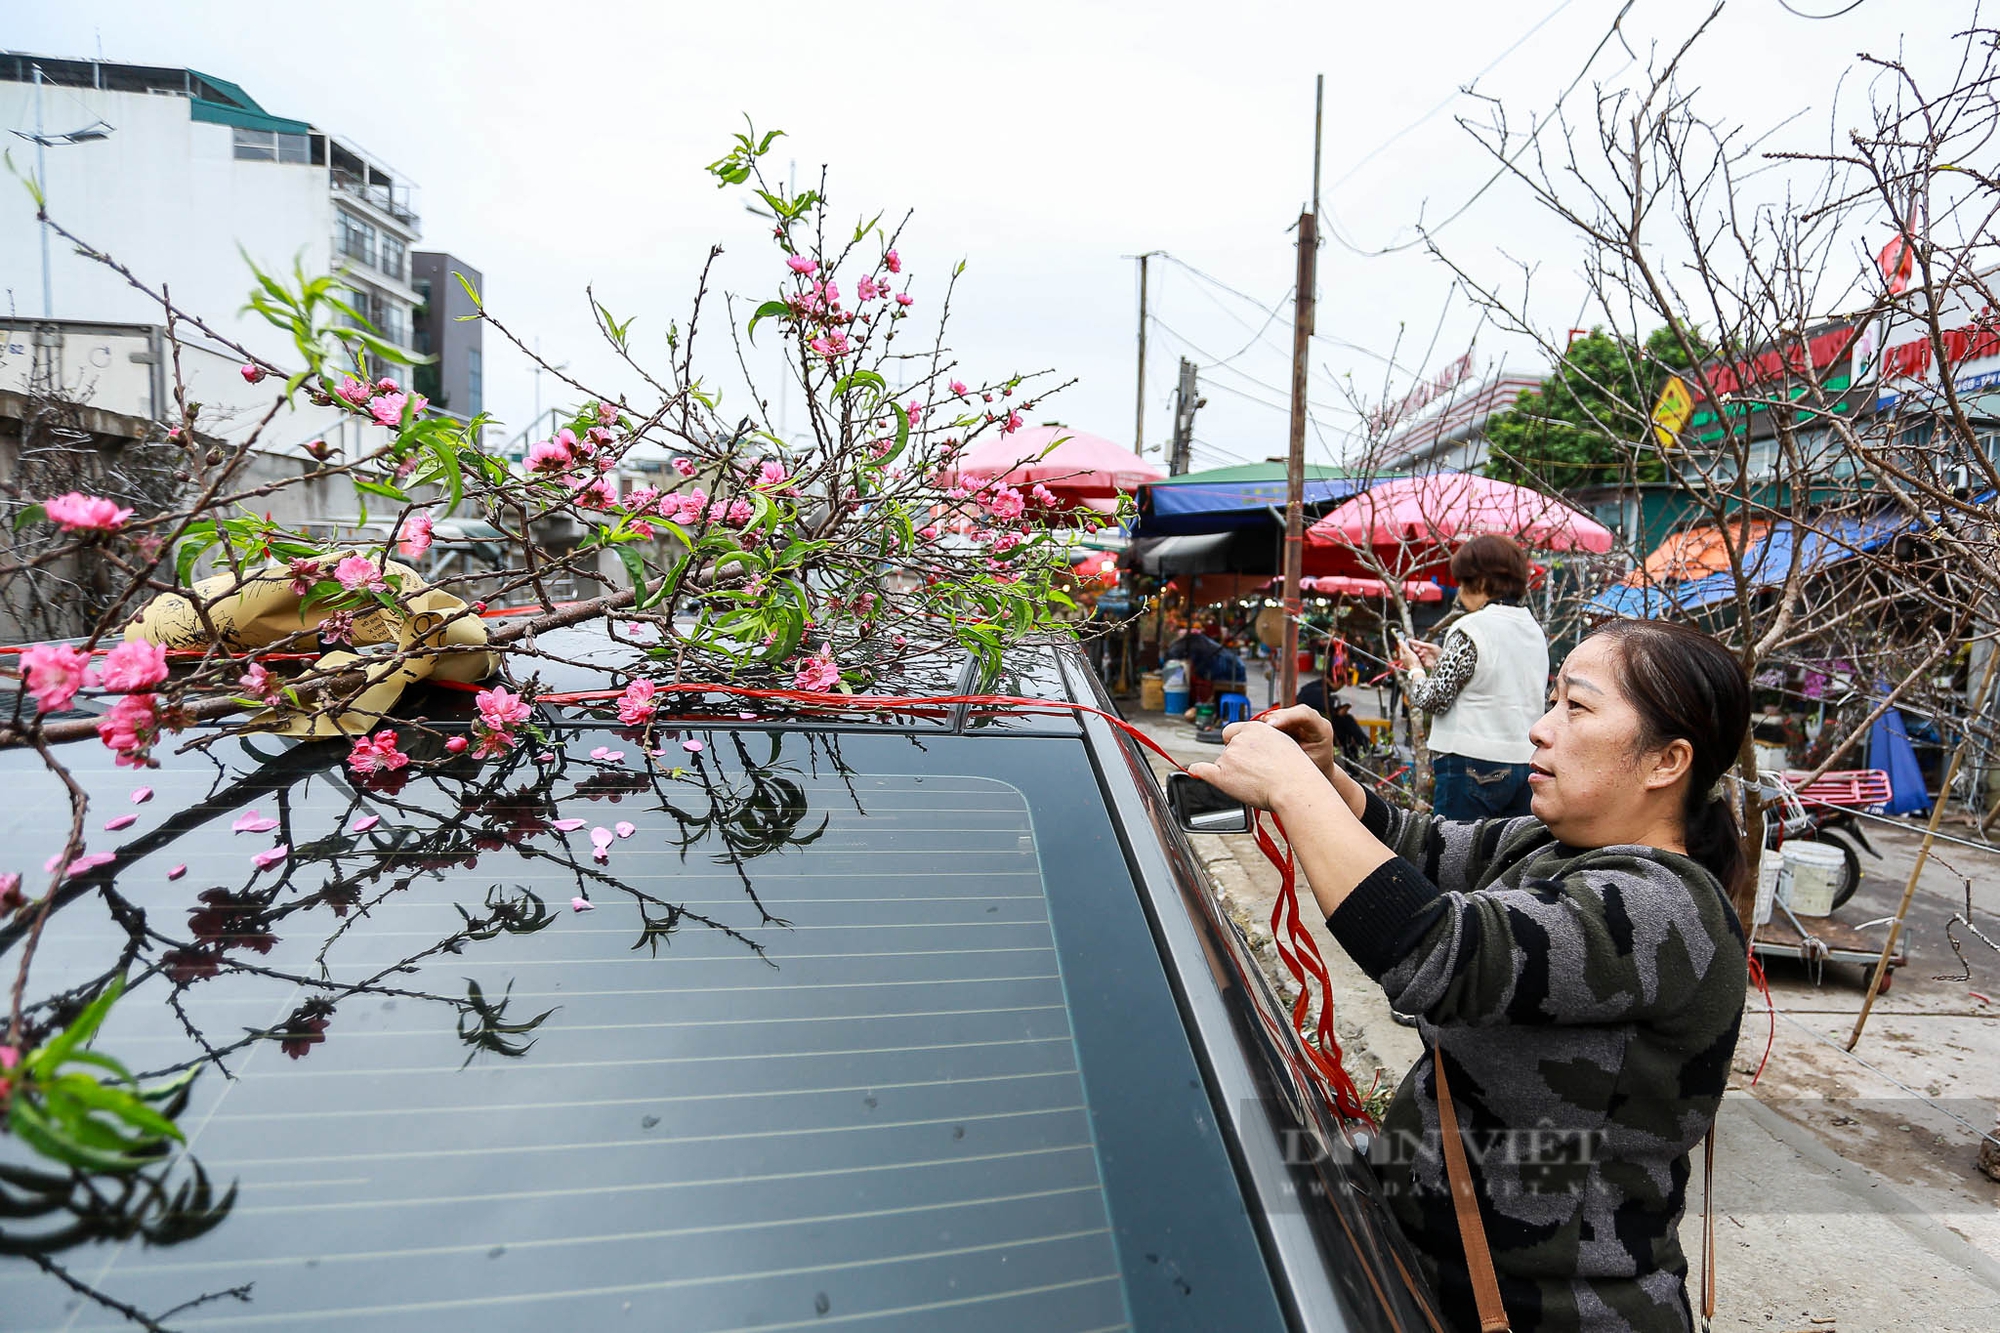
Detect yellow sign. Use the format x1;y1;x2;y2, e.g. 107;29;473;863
1650;376;1693;450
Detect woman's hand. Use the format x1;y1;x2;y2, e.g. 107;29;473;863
1189;720;1394;915
1186;720;1331;816
1261;704;1368;817
1410;638;1440;668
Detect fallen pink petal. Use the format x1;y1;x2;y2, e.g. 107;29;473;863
590;746;610;759
103;814;138;831
682;739;705;753
614;821;636;838
65;852;117;879
352;815;381;833
571;896;595;912
131;787;154;804
167;864;187;881
233;810;279;834
551;818;586;832
590;827;615;849
252;845;289;871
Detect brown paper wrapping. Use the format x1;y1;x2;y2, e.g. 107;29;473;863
127;554;494;737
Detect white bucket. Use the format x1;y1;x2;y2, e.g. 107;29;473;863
1161;660;1189;692
1753;853;1782;926
1777;841;1845;918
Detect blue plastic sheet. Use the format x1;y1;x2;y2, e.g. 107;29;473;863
1135;475;1369;536
1585;508;1917;619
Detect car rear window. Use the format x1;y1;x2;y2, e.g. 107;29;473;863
2;729;1284;1331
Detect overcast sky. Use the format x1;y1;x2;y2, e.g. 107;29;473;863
6;0;1976;471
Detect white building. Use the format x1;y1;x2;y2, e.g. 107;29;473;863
0;54;427;454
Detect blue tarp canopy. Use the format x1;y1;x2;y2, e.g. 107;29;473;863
1585;508;1917;619
1134;463;1368;536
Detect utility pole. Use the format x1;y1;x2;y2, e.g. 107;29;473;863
1280;76;1325;709
34;65;51;320
1169;358;1203;475
1132;251;1160;453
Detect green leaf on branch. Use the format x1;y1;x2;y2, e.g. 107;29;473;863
746;300;791;343
8;973;195;1175
831;369;886;402
13;502;46;532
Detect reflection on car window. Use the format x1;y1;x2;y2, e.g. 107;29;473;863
1;728;1280;1331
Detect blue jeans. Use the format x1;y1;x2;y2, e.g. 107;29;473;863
1432;752;1532;821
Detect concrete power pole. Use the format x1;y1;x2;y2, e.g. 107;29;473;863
1279;75;1325;709
1133;252;1158;453
1170;358;1203;475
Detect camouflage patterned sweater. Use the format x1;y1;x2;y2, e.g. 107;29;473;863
1326;791;1746;1333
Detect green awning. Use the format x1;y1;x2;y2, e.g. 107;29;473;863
189;99;313;136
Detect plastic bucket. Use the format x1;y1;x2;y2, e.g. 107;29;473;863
1162;688;1191;715
1161;661;1189;692
1777;841;1845;918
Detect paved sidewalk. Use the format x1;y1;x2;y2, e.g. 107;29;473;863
1128;708;2000;1331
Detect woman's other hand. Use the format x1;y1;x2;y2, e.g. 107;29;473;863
1262;704;1368;817
1409;638;1440;668
1187;720;1331;816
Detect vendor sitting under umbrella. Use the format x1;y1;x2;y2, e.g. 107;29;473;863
1165;629;1247;688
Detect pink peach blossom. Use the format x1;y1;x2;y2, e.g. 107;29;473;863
286;558;323;596
793;649;840;693
333;555;387;593
241;364;267;384
94;640;169;693
96;693;160;768
239;661;281;704
616;679;658;725
445;735;468;753
787;255;819;276
397;510;434;558
369;392;409;427
894;292;914;308
19;643;90;713
43;493;134;533
335;376;371;407
883;249;901;274
347;731;409;775
526;438;573;475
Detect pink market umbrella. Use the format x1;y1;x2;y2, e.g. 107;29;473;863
1302;574;1445;603
947;426;1165;500
1305;474;1612;574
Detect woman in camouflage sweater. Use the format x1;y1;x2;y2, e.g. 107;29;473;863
1192;619;1751;1332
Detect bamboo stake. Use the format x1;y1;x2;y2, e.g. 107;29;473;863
1847;643;2000;1049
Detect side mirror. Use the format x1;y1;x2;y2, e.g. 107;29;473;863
1166;772;1251;834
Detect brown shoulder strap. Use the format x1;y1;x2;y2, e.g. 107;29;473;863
1700;1124;1717;1325
1433;1048;1512;1333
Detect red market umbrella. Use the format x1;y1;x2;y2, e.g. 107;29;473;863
1070;550;1120;586
947;426;1165;501
1305;474;1613;575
